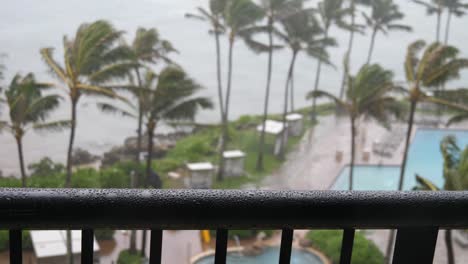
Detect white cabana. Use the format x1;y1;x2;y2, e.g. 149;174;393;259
286;113;304;137
257;120;288;156
185;162;214;189
31;230;99;264
222;150;246;178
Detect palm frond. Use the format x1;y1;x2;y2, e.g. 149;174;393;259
40;48;70;86
414;174;440;191
97;102;136;118
33;120;71;133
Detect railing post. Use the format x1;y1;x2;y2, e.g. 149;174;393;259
81;229;94;264
279;228;294;264
9;229;22;264
214;229;228;264
149;229;163;264
339;229;355;264
392;227;438;264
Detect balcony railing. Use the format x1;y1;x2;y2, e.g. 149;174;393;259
1;188;468;264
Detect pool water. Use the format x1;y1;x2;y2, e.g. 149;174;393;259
195;247;323;264
333;129;468;190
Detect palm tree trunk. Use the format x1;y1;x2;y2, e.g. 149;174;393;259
66;98;78;264
66;99;77;188
289;74;295;112
15;136;27;187
141;121;155;257
340;1;356;99
217;35;235;181
444;9;452;45
130;68;143;254
349;116;356;191
385;99;417;263
311;27;329;120
279;51;298;159
366;28;377;65
446;229;455;264
256;19;274;171
66;230;73;264
398;100;417;190
215;29;225;124
436;9;441;42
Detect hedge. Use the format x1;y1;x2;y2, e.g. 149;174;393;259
306;230;384;264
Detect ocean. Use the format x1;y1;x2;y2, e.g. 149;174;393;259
0;0;467;176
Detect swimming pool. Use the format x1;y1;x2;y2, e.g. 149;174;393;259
333;129;468;190
194;247;324;264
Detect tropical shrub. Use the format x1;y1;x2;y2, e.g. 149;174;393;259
307;230;384;264
117;249;144;264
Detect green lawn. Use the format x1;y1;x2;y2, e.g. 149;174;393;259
156;104;331;189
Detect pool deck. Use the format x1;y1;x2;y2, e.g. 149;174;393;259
260;115;468;264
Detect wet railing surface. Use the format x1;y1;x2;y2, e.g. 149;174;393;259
1;189;468;264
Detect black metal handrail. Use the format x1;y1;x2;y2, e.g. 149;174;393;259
2;189;468;264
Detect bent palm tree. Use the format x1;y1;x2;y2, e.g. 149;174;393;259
242;0;302;170
275;9;335;157
217;0;264;180
364;0;412;64
186;0;227;128
41;20;134;264
308;64;402;190
0;73;66;187
41;20;133;188
339;0;369;99
414;136;468;264
412;0;444;42
120;27;176;254
442;0;468;44
98;67;213;187
311;0;351;120
385;40;468;262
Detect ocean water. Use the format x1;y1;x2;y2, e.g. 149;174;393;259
333;129;468;191
1;0;468;176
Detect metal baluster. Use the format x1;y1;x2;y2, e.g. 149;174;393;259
392;227;438;264
81;229;94;264
9;229;22;264
339;229;355;264
279;228;294;264
149;229;163;264
214;229;228;264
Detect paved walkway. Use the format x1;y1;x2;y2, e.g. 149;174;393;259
259;115;468;264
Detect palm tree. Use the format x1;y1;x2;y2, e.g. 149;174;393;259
186;0;228;130
414;136;468;264
0;74;66;187
311;0;351;120
308;64;402;190
339;0;369;99
363;0;412;64
100;67;213;182
41;20;133;264
275;9;335;157
241;0;302;170
412;0;444;42
442;0;468;44
384;40;468;262
41;20;133;188
217;0;264;180
115;27;176;254
125;28;177;167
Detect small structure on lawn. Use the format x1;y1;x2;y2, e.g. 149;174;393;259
286;113;304;137
222;150;246;178
31;230;100;264
185;162;214;189
257;120;288;156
